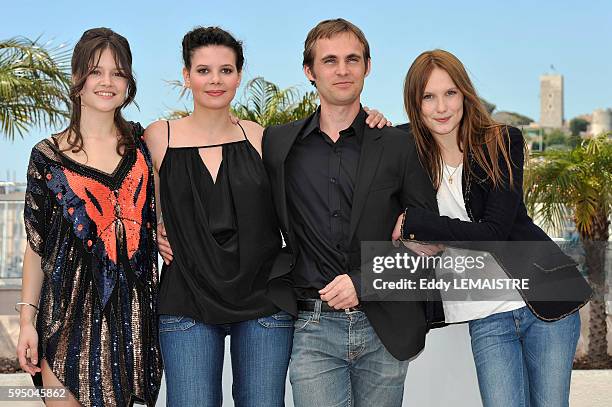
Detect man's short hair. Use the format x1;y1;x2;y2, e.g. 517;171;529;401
303;18;371;69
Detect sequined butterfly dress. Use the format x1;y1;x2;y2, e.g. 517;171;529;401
24;124;162;407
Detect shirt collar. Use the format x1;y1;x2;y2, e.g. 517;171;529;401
300;106;367;142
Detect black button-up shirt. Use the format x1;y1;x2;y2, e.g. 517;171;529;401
286;108;366;299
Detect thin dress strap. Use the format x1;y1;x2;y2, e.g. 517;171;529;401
237;122;248;141
166;120;171;146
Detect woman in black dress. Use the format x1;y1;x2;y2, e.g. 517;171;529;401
144;27;293;406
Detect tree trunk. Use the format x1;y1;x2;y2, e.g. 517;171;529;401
580;208;610;368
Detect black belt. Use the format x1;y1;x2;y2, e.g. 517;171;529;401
297;300;361;313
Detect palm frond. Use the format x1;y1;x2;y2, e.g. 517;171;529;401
233;77;318;127
0;36;71;140
524;135;612;240
164;79;191;100
160;104;192;120
163;76;318;127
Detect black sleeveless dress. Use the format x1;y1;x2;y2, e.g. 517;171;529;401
158;122;281;323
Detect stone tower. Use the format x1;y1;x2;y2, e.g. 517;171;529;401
540;74;564;128
591;108;612;135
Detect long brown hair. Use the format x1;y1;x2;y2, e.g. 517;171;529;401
403;49;516;190
59;27;137;155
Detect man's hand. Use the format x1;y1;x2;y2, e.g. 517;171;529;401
157;223;174;265
319;274;359;309
364;106;392;128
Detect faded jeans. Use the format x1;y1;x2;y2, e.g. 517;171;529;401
289;300;408;407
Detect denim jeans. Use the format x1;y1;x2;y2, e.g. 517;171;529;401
469;307;580;407
289;300;409;407
159;311;294;407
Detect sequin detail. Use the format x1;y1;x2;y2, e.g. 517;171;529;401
62;152;148;264
24;128;162;407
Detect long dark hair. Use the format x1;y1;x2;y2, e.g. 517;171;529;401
59;27;137;155
403;49;517;190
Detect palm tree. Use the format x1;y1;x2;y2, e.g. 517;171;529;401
232;77;318;127
163;77;318;125
524;133;612;368
161;79;191;119
0;36;71;140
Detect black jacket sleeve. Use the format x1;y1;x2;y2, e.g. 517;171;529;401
400;135;438;212
401;126;525;241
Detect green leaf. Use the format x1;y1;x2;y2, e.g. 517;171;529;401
524;134;611;240
0;36;71;140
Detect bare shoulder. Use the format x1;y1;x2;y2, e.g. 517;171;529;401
143;120;169;169
239;120;264;139
239;120;264;153
144;120;168;140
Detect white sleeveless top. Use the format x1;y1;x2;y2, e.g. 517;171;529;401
436;163;525;323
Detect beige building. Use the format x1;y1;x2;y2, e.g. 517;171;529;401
0;191;26;280
590;108;612;136
540;74;564;128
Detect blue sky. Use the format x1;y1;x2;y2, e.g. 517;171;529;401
2;0;611;180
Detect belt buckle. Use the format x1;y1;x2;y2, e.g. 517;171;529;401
344;306;359;313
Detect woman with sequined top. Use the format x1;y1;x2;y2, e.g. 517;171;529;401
17;28;163;407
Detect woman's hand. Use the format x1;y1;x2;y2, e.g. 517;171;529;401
17;322;41;376
157;223;174;265
391;212;404;241
392;212;443;255
364;106;392;128
402;241;444;256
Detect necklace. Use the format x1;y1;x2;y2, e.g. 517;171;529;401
443;163;461;184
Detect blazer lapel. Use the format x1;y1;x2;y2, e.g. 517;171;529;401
275;116;311;237
349;127;383;241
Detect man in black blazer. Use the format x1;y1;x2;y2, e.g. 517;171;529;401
263;18;437;407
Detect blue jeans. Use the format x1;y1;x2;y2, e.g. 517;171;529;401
159;311;294;407
469;307;580;407
289;300;409;407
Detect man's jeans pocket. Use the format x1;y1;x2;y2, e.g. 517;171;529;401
159;315;197;332
257;310;295;328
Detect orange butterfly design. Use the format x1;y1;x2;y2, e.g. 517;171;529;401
63;152;149;264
